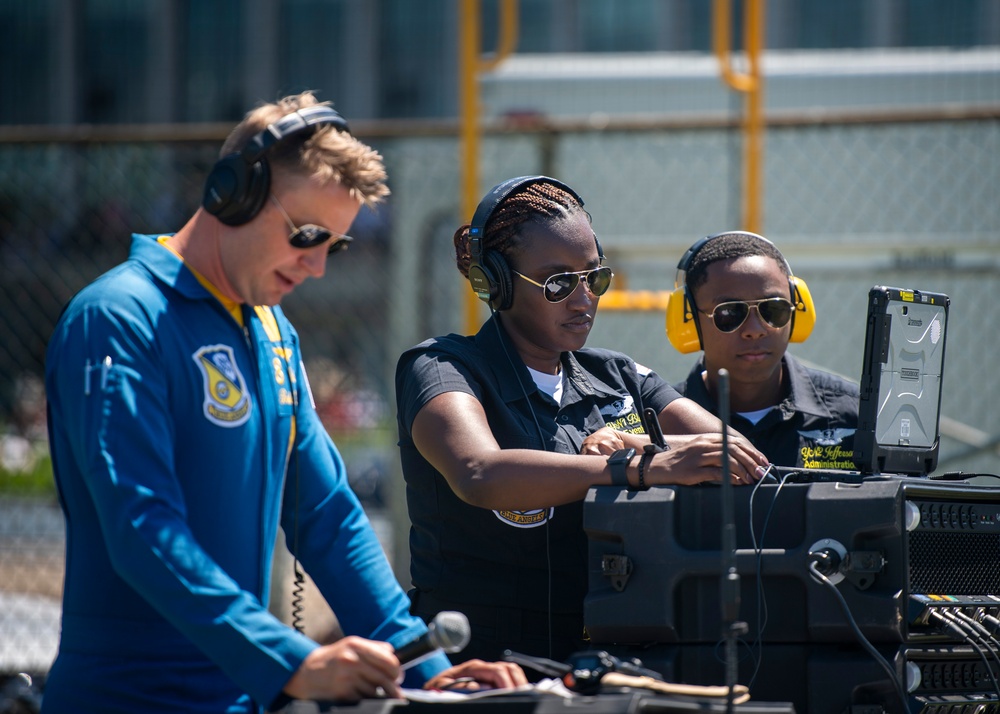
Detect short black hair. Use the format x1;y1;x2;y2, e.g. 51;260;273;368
685;232;789;292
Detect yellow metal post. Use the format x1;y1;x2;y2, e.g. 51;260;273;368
713;0;766;234
459;0;481;336
459;0;518;336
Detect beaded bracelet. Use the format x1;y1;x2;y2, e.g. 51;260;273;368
638;450;656;490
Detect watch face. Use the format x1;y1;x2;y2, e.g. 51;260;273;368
611;448;634;463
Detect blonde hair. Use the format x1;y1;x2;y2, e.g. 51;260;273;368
220;91;389;208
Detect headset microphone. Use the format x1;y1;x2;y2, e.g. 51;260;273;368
394;611;471;669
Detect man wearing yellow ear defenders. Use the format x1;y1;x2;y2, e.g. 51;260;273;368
666;231;859;469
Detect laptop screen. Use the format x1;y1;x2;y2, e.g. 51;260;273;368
853;286;950;476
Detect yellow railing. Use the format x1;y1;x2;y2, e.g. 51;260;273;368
459;0;518;335
713;0;766;233
457;0;766;326
598;290;672;312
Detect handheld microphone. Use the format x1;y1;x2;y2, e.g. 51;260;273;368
394;611;471;669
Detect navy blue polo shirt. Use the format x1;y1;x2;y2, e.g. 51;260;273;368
395;315;679;623
674;353;859;468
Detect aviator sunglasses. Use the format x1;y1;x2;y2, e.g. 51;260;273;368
701;297;795;333
511;266;614;303
270;194;353;255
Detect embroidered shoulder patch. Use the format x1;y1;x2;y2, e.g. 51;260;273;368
194;344;252;427
493;508;554;529
600;395;635;418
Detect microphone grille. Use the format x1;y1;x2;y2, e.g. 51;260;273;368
428;611;471;653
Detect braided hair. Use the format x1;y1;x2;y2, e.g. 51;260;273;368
454;180;586;279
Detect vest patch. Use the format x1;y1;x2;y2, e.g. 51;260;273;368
798;427;854;447
493;508;554;529
600;395;644;434
600;395;634;418
797;428;856;469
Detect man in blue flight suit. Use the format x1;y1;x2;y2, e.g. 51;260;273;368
42;92;523;714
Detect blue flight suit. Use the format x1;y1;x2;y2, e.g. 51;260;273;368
43;234;447;713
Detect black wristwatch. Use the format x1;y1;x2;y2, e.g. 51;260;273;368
607;448;637;488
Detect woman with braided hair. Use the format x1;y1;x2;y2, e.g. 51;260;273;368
394;176;768;668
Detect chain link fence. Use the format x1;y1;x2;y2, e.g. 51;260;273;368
1;110;998;687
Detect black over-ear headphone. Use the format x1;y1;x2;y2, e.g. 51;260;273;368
202;105;350;226
467;175;602;311
665;231;816;353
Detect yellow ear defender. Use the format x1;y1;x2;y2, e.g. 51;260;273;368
665;232;816;354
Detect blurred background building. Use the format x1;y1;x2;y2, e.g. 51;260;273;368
2;1;999;124
1;0;998;704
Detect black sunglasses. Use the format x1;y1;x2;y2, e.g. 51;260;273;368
701;297;795;333
270;194;352;255
511;266;614;303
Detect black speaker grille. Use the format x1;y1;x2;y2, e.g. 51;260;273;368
909;530;1000;594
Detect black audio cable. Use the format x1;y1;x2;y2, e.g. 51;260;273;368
290;561;306;634
944;609;1000;702
745;465;793;689
290;416;306;633
494;314;554;660
808;560;911;713
928;608;1000;702
290;377;305;634
275;317;306;635
962;609;1000;700
981;613;1000;639
955;609;1000;669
